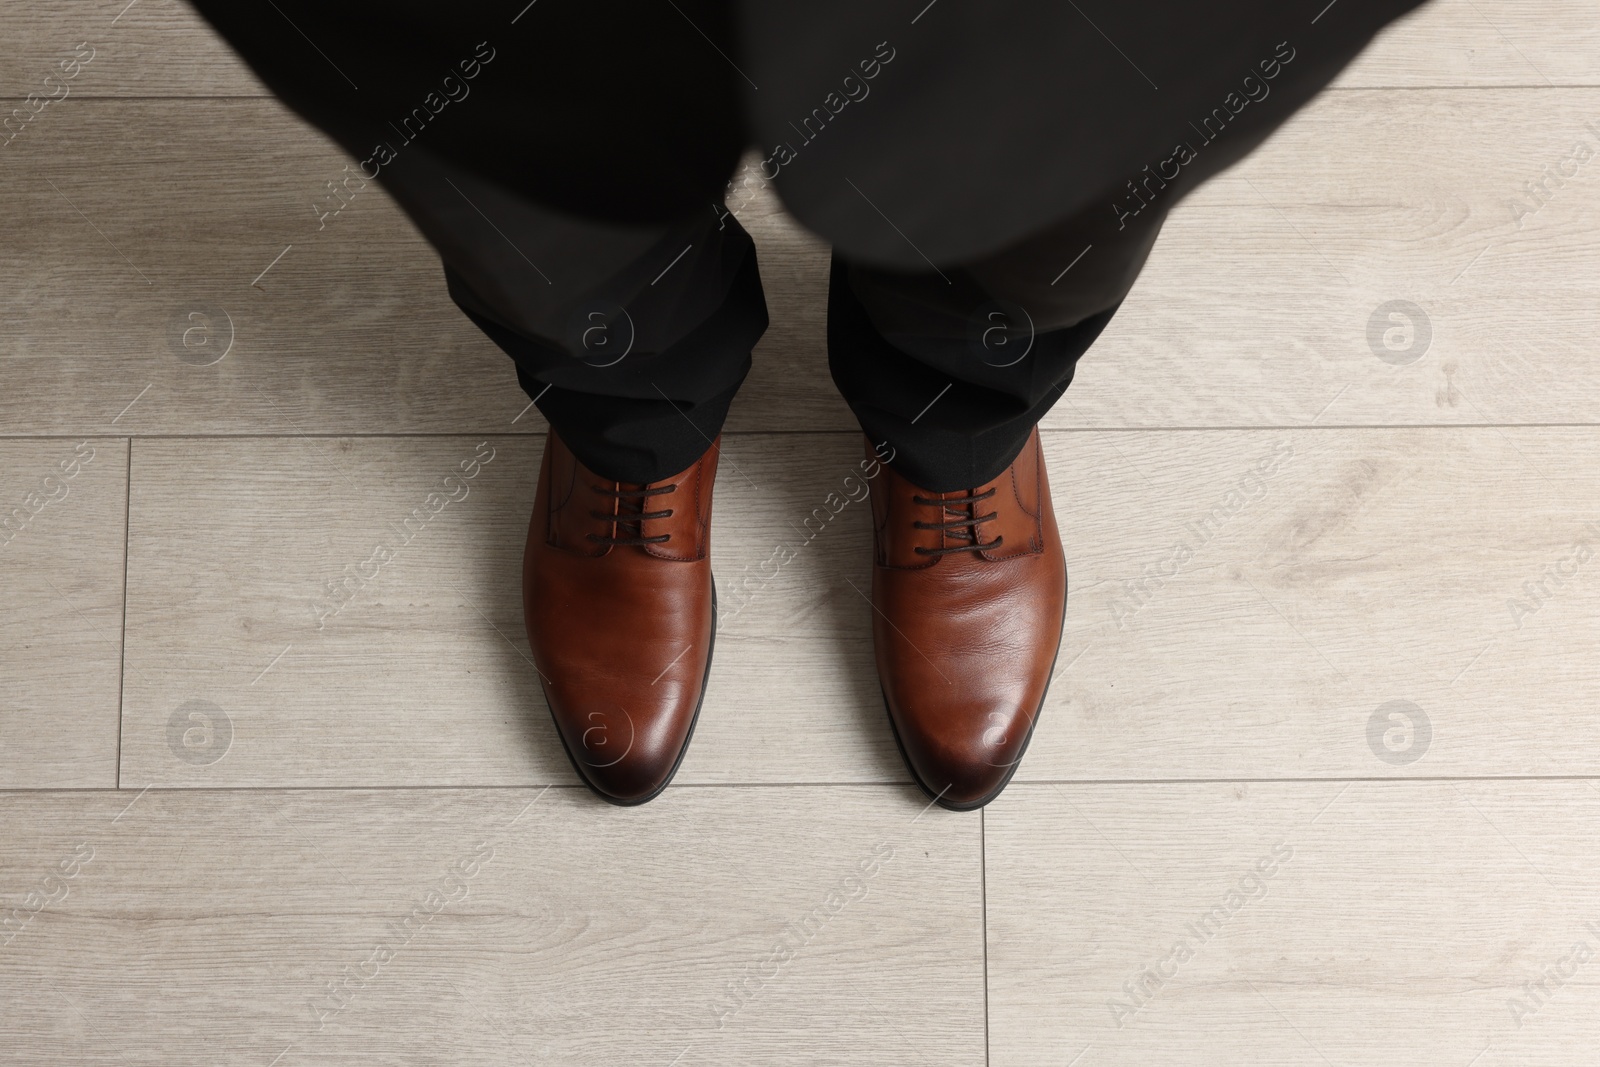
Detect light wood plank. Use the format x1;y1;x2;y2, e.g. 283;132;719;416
1035;426;1600;781
121;427;1600;787
6;89;1596;437
0;0;265;98
986;780;1600;1066
0;99;534;438
0;784;982;1065
1054;87;1600;433
0;87;1593;438
0;437;127;787
118;435;554;787
1335;0;1600;87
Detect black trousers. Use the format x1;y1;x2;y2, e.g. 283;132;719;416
191;0;1421;489
365;142;1167;490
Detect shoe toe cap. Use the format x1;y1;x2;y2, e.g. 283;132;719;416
551;697;698;804
540;651;708;805
889;697;1038;810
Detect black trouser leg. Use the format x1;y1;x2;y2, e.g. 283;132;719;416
376;147;767;483
321;146;768;483
188;2;765;486
829;186;1169;492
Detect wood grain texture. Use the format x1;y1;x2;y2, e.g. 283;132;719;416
986;780;1600;1066
1035;427;1600;781
5;89;1597;438
0;438;127;788
1334;0;1600;87
0;0;265;98
1053;86;1600;432
118;435;555;788
0;784;982;1066
0;99;534;439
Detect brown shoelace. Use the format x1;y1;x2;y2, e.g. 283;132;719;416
912;488;1004;556
587;483;677;547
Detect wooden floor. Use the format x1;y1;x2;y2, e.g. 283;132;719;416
3;1;1599;1063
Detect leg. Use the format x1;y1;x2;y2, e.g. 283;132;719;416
830;188;1168;491
355;152;759;802
347;155;754;804
188;1;760;483
377;145;767;482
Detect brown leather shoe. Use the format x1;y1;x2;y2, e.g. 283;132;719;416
869;427;1066;811
522;430;718;805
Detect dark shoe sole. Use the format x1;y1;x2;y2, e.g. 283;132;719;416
541;584;717;808
881;566;1067;813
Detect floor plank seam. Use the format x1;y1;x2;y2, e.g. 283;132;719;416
980;806;991;1067
8;775;1600;799
113;436;132;789
3;84;1596;104
14;423;1600;443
